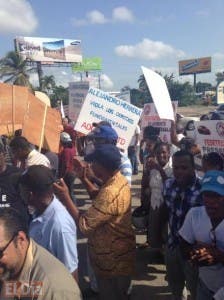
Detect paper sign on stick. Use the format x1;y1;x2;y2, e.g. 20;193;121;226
74;87;142;150
141;66;174;121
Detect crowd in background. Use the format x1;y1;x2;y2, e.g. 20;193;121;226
0;113;223;300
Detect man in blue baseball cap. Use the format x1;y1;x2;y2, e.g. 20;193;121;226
179;170;224;300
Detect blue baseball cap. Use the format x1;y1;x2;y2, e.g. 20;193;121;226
87;125;118;142
84;144;121;171
201;170;224;196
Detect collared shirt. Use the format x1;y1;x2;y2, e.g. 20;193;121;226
163;175;202;249
29;197;78;273
0;239;82;300
79;171;135;277
25;149;51;169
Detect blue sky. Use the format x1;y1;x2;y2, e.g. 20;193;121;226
0;0;224;91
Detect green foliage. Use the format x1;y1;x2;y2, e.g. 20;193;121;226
0;51;35;89
50;85;69;107
215;71;224;85
135;71;198;107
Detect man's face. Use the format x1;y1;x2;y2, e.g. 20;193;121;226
203;191;224;221
172;155;195;187
0;226;23;281
156;146;170;167
144;138;156;154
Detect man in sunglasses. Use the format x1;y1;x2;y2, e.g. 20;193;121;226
0;208;82;299
179;170;224;300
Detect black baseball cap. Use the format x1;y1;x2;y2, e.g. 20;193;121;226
20;165;55;192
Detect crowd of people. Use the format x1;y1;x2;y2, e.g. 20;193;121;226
0;114;223;300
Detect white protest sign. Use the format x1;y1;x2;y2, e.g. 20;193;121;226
141;66;175;121
141;102;178;143
194;120;224;156
68;81;89;123
74;87;142;150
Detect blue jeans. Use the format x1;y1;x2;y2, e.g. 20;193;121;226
128;146;138;174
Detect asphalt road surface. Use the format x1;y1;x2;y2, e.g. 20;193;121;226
75;165;173;300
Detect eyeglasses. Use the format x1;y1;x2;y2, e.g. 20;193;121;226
0;233;18;259
209;228;217;246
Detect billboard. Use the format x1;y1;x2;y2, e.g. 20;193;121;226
72;57;102;71
179;57;211;75
14;37;82;63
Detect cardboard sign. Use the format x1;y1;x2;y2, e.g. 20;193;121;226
74;87;142;150
195;120;224;156
0;83;61;152
141;66;175;121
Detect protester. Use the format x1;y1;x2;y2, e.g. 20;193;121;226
62;116;77;148
0;208;82;299
80;124;132;187
179;170;224;300
147;142;173;252
59;132;76;204
201;152;224;173
41;147;59;178
0;144;28;221
54;144;135;300
128;122;140;175
19;165;79;282
162;150;202;300
9;136;51;170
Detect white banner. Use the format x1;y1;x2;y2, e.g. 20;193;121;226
68;81;89;123
74;87;142;150
195;120;224;155
141;66;175;121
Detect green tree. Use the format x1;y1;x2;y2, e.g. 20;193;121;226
215;71;224;85
137;71;197;107
40;75;56;95
196;81;214;93
0;51;35;89
137;74;152;103
50;85;69;107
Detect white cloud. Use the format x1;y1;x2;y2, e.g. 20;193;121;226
72;9;108;26
0;0;38;34
71;6;134;27
213;52;224;60
112;6;134;23
86;10;108;24
115;38;185;60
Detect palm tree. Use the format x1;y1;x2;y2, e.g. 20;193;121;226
0;51;36;88
40;75;56;94
137;74;152;103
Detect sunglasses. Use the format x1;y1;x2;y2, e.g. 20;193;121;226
0;232;18;259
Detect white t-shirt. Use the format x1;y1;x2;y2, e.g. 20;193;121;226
179;206;224;293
